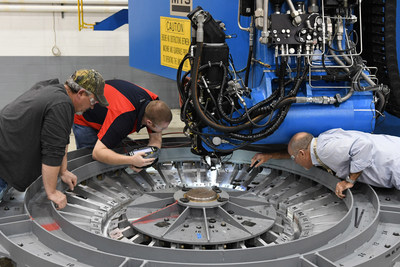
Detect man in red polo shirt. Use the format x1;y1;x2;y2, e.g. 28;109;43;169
73;79;172;171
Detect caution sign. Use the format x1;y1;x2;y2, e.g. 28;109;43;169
170;0;192;17
160;17;191;71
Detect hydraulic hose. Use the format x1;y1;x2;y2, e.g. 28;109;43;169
337;40;376;87
191;42;269;133
177;54;193;103
244;45;253;87
228;59;307;141
244;18;255;87
230;106;290;141
216;57;289;125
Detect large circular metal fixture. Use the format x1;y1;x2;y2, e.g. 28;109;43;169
0;141;399;266
117;186;277;247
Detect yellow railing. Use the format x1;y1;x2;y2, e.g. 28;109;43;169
77;0;95;30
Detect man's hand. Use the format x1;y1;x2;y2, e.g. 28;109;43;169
60;170;77;191
130;165;143;173
47;190;67;210
130;151;155;170
335;180;354;199
251;153;273;168
251;151;290;168
93;139;155;170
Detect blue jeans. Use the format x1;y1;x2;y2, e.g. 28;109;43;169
72;124;99;149
0;177;8;201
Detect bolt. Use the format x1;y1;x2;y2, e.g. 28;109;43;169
180;198;189;203
184;224;189;228
209;225;214;229
212;186;221;193
209;218;216;223
182;186;191;192
385;244;391;248
385;197;391;201
221;222;226;227
164;218;169;222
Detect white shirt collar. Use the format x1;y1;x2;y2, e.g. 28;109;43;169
310;137;319;166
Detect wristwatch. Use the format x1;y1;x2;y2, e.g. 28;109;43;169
345;176;356;184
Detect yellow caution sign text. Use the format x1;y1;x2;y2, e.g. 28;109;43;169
160;17;191;71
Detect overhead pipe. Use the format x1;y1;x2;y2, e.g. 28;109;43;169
0;0;127;4
0;5;125;12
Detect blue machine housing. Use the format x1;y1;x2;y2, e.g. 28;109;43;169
129;0;248;80
129;0;393;154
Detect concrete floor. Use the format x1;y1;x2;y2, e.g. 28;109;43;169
68;109;185;151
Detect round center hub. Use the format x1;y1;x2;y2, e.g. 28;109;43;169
126;187;277;246
185;187;218;202
174;187;229;208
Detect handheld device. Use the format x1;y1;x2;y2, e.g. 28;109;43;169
127;146;160;168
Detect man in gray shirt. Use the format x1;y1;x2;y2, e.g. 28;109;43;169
0;69;108;209
251;128;400;198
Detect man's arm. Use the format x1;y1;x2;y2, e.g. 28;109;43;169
42;164;67;210
59;145;77;191
147;132;162;148
335;171;362;199
251;151;290;167
334;135;373;198
348;137;373;174
92;139;155;167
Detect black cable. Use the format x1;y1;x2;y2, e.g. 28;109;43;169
244;45;253;87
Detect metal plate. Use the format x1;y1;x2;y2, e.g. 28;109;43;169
0;145;399;266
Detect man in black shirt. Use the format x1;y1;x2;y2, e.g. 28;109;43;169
0;69;108;209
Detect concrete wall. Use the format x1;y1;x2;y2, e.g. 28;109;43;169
0;11;179;109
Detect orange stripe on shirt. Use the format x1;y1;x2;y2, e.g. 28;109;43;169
74;114;102;130
97;85;136;140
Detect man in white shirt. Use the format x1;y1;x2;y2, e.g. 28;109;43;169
251;128;400;198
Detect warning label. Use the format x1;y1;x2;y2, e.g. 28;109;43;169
170;0;192;17
160;17;191;71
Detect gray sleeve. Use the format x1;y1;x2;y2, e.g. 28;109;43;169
317;129;372;178
349;136;373;173
41;103;73;166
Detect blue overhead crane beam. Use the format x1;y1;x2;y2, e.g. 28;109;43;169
94;9;128;31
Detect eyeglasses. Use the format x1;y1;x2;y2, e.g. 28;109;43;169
83;89;98;106
290;150;300;161
89;97;98;106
